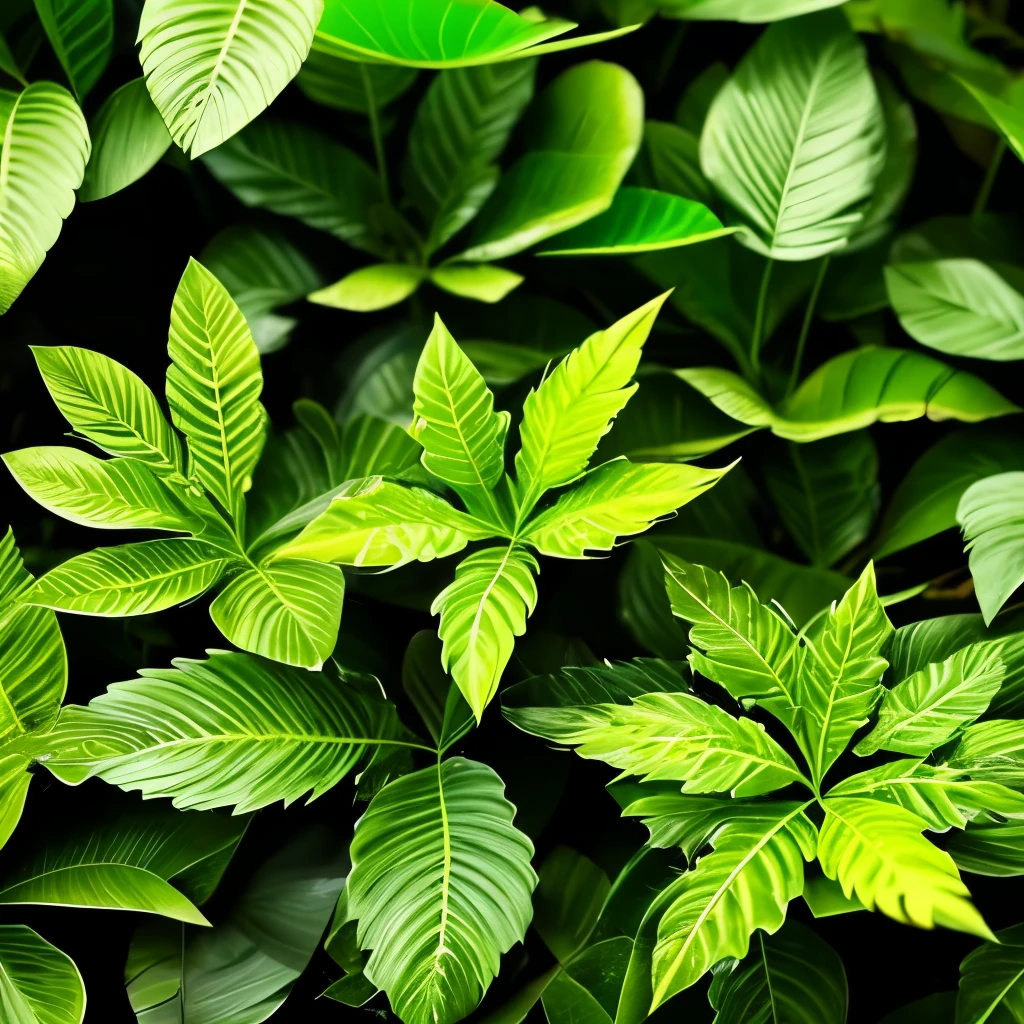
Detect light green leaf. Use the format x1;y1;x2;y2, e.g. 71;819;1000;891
958;472;1024;624
166;258;265;522
313;0;636;68
433;545;539;720
297;50;418;112
700;9;884;260
959;80;1024;165
277;477;489;567
523;460;726;559
886;259;1024;361
138;0;323;158
817;796;992;938
430;264;523;304
945;719;1024;789
23;539;227;617
201;119;384;254
31;346;182;474
538;188;732;256
658;0;845;21
802;874;865;918
461;62;643;262
309;264;425;312
34;0;111;98
515;293;668;515
4;446;196;532
678;347;1019;442
542;938;631;1024
43;650;403;813
533;847;610;964
0;925;84;1024
856;642;1007;757
348;758;536;1024
209;560;344;669
651;803;816;1007
957;923;1024;1024
0;82;90;314
0;758;31;852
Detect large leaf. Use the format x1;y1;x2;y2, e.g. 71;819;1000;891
43;651;404;812
700;9;884;260
23;539;228;616
348;758;536;1024
461;62;643;262
202;119;384;254
34;0;112;98
957;924;1024;1024
678;347;1018;442
209;560;344;669
137;0;323;157
0;82;90;314
958;472;1024;624
886;259;1024;361
165;258;265;523
816;797;991;938
433;545;539;720
523;460;725;559
515;293;667;515
0;925;85;1024
944;720;1024;789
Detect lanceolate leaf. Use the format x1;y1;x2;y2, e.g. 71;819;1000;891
137;0;324;158
42;651;405;812
658;0;846;20
0;924;85;1024
433;546;539;720
0;82;90;314
348;758;537;1024
34;0;112;99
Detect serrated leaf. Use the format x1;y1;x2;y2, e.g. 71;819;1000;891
348;758;536;1024
0;924;84;1024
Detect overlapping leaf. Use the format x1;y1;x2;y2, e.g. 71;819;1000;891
0;924;85;1024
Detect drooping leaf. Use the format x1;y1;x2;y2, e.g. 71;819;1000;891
956;923;1024;1024
533;847;610;964
700;9;885;260
137;0;324;158
0;82;90;314
0;924;85;1024
347;757;537;1024
33;0;112;98
297;49;418;113
309;264;427;312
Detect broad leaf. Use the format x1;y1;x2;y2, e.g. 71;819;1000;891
944;720;1024;789
309;264;426;312
949;820;1024;878
433;545;539;720
166;258;265;522
0;924;85;1024
79;78;172;202
0;82;90;314
817;797;991;938
34;0;112;98
209;560;344;669
523;460;726;559
43;651;403;812
24;539;228;616
957;923;1024;1023
348;758;536;1024
138;0;323;157
700;9;884;260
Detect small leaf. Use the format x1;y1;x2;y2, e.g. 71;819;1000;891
0;924;85;1024
430;264;524;303
309;264;425;312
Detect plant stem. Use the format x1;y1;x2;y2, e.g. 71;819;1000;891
360;64;390;207
787;255;831;397
750;257;774;380
973;138;1006;219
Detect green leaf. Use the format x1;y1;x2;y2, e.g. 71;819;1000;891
515;293;668;514
700;9;884;260
348;757;536;1024
875;428;1024;559
542;937;632;1024
650;803;816;1007
31;346;182;474
137;0;323;158
43;651;405;812
632;120;714;208
817;796;992;938
523;460;727;559
209;560;344;669
957;923;1024;1024
0;924;84;1024
958;472;1024;624
0;757;32;852
949;820;1024;878
166;258;266;522
658;0;845;21
310;263;426;312
34;0;111;99
886;259;1024;361
959;80;1024;165
802;874;865;918
277;477;489;567
856;642;1007;757
711;921;848;1024
538;188;732;256
678;347;1019;442
313;0;636;68
461;62;643;262
297;50;418;112
0;82;90;314
201;119;384;254
879;994;956;1024
430;264;523;304
24;539;228;616
944;719;1024;789
533;847;610;964
4;446;197;532
434;545;539;720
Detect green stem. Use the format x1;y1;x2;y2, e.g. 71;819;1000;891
787;255;831;397
360;64;390;207
973;138;1006;219
750;257;774;381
